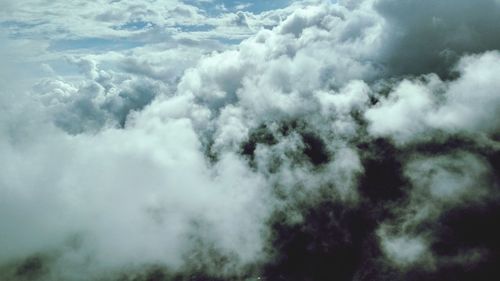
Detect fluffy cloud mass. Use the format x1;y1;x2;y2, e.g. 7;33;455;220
1;0;499;280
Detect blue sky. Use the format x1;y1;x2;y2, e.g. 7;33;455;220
191;0;292;14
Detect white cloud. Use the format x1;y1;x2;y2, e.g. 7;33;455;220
365;51;500;144
0;108;271;276
1;0;500;279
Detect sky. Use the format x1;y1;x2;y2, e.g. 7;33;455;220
0;0;500;280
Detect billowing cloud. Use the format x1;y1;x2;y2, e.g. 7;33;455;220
365;51;500;144
1;0;499;280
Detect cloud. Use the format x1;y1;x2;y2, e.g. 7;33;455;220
0;105;271;278
405;152;491;203
1;0;500;280
375;0;500;76
365;51;500;144
379;234;430;266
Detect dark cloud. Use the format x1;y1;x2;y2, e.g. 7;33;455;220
376;0;500;77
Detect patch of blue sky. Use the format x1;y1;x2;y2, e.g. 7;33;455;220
185;0;292;15
176;24;215;32
216;37;244;45
223;0;292;13
0;20;44;29
113;21;156;31
0;20;49;39
48;37;144;52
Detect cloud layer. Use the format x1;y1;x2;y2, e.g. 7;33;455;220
1;0;499;280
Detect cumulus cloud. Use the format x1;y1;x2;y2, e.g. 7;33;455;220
365;51;500;144
1;0;500;280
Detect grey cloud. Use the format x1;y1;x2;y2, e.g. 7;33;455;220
379;233;430;267
373;150;497;273
375;0;500;76
405;152;492;203
34;70;165;133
